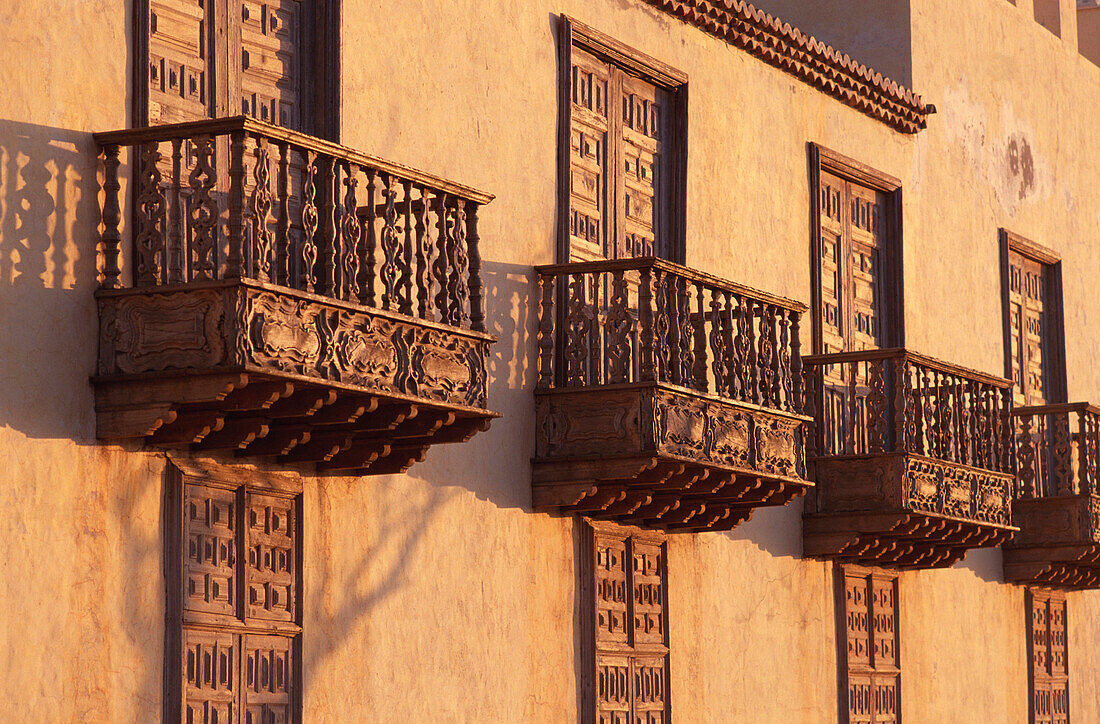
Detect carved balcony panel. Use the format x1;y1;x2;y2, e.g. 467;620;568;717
803;349;1017;568
93;117;497;474
533;258;813;533
1006;403;1100;589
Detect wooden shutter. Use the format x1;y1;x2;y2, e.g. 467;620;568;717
566;40;677;264
1008;250;1051;406
237;0;307;129
817;173;892;456
587;522;669;724
568;49;612;263
841;566;900;724
1029;588;1069;724
148;0;210;125
168;466;302;723
618;74;670;261
143;0;310;131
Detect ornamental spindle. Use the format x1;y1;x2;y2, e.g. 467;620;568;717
99;144;122;289
467;204;484;332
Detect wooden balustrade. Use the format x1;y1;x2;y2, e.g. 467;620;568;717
536;257;805;413
532;257;812;533
95;116;489;331
803;349;1015;475
91;117;497;473
1006;403;1100;589
802;349;1017;568
1014;403;1100;499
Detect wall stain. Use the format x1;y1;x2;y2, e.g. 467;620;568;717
1007;135;1035;200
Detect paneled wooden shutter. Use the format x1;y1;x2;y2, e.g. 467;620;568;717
1008;250;1051;406
1029;588;1069;724
841;566;900;724
818;173;891;456
587;522;669;724
568;51;672;263
146;0;309;130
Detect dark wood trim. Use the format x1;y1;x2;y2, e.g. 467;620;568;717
833;562;848;724
163;459;183;724
808;143;905;354
556;15;688;265
999;228;1068;404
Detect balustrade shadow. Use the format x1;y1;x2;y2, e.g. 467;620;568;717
0;119;102;442
398;258;538;511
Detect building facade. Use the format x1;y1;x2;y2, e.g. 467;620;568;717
2;0;1100;721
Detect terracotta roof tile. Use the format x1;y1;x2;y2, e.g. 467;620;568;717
642;0;930;133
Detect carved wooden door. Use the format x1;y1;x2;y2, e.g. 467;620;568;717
568;50;672;264
1008;250;1051;407
147;0;310;130
818;172;890;455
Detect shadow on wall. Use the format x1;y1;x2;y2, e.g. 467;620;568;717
0;118;102;441
401;259;541;513
723;496;807;560
303;477;455;682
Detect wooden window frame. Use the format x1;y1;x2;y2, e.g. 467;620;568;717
580;519;670;723
164;458;304;723
556;15;689;265
999;229;1067;405
835;563;901;724
809;143;905;354
131;0;342;140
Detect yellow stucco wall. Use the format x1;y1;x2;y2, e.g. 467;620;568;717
3;0;1100;721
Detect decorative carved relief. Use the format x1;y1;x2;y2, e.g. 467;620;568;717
100;290;225;374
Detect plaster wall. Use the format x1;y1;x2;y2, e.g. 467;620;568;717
2;0;1100;721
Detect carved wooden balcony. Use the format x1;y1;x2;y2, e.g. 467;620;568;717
803;350;1017;568
532;257;812;533
92;117;496;475
1006;403;1100;588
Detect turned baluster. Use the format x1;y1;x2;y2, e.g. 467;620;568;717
746;300;759;405
360;168;377;306
414;184;431;320
678;277;694;388
249;135;274;282
893;357;908;452
692;281;708;393
187;134;219;281
653;269;670;382
400;179;415;315
639;266;655;382
846;360;858;455
276;141;291;286
341;162;361;302
134;141;166;287
318;156;340;297
708;288;724;397
1082;411;1094;496
167;138;184;284
432;192;450;320
767;306;781;407
537;272;556;389
99;144;123;289
226;133;248;280
449;198;470;326
297;150;319;292
790;311;803;415
467;203;484;332
379;173;400;310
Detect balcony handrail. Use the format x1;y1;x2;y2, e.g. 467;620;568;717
803;347;1014;474
93;116;494;204
94;116;490;332
534;257;808;314
1013;400;1100;498
803;348;1013;390
536;256;805;416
